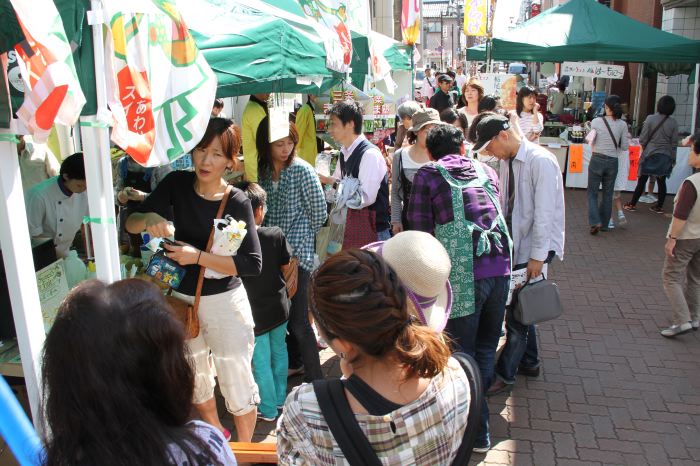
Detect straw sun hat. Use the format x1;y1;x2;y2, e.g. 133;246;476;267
363;231;452;333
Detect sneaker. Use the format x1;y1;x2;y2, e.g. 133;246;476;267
638;194;655;204
650;205;664;214
607;219;616;230
660;322;692;338
472;441;491;454
617;212;628;228
257;413;276;422
692;320;699;331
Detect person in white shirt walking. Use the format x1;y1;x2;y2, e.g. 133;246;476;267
421;67;436;103
470;114;565;396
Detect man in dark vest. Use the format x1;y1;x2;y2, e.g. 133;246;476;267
319;100;390;246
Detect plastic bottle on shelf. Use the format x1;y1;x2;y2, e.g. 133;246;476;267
64;250;87;288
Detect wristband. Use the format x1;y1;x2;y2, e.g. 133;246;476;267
669;236;678;240
196;250;202;264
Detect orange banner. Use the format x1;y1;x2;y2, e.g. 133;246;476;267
569;144;583;173
628;146;641;181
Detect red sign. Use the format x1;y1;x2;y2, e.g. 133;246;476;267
628;146;641;181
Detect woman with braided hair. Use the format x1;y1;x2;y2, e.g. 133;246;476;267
276;249;471;465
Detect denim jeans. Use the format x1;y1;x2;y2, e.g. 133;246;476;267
444;276;509;448
252;322;288;419
285;267;323;382
495;309;540;385
377;229;391;241
587;153;619;227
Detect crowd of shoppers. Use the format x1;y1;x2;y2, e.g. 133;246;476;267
30;67;697;464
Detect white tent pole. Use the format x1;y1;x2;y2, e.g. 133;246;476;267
632;63;644;135
692;63;699;132
0;125;45;430
81;0;120;283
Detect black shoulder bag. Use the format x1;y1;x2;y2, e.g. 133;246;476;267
601;117;622;151
313;352;481;466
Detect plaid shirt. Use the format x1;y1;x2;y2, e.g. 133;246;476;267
276;358;470;465
407;154;510;280
260;159;327;272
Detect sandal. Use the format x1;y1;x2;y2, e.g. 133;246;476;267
590;225;601;235
623;203;636;212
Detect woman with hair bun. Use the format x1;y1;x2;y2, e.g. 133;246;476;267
276;249;471;465
586;95;629;235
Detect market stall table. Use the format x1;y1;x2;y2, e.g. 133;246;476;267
565;145;692;194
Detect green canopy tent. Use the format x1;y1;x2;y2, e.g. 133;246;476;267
260;0;411;90
466;0;700;63
181;0;342;97
1;0;343;111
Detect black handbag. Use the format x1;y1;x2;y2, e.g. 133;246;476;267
313;352;481;465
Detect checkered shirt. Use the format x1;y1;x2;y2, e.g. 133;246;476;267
260;158;327;272
276;358;471;465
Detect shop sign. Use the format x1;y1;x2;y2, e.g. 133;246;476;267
561;62;625;80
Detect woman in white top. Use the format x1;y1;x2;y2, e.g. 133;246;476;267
516;86;544;143
586;95;629;235
391;108;442;234
458;78;484;128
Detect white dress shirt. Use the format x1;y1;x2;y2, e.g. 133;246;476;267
332;134;387;209
25;176;89;258
499;140;565;265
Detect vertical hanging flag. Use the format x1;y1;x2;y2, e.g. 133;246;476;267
9;0;86;142
401;0;420;46
103;0;217;167
464;0;488;37
296;0;354;73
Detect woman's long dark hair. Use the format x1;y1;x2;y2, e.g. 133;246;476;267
516;86;537;116
41;279;225;466
256;117;299;179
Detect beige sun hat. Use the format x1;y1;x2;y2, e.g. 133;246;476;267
363;231;452;332
408;108;446;133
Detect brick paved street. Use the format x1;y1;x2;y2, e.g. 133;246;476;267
474;189;700;465
249;189;700;465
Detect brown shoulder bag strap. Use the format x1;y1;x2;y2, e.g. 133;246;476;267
192;184;233;313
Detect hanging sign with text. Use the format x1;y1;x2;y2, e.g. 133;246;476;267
561;62;625;80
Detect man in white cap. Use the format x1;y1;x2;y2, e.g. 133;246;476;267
471;113;565;396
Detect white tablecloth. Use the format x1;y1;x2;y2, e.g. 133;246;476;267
565;145;691;194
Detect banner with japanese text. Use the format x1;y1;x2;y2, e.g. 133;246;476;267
401;0;420;46
9;0;85;142
103;0;217;166
464;0;488;37
296;0;357;72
